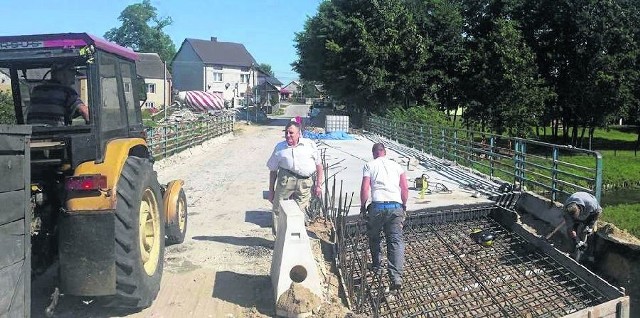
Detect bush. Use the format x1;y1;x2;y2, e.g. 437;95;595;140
385;105;450;127
0;90;15;124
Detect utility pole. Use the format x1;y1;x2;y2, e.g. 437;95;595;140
255;68;258;122
163;59;167;121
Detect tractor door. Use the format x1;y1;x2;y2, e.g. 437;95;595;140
94;51;145;162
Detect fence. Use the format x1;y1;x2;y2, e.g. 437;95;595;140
145;113;235;160
366;115;603;202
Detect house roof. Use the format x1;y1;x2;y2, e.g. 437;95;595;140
265;76;282;86
284;80;300;88
136;53;170;79
185;38;257;67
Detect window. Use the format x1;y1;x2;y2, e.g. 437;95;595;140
213;72;223;82
240;74;250;83
145;101;155;109
146;83;156;94
100;55;125;132
120;63;137;125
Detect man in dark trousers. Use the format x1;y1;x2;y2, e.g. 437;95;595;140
360;142;409;292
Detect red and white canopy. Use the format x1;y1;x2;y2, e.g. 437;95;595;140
183;91;225;112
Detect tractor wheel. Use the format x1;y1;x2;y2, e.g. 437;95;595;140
109;156;165;308
166;189;187;245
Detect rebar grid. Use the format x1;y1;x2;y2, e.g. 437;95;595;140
337;206;609;317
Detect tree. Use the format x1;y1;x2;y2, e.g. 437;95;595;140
258;63;274;77
461;7;551;136
105;0;176;63
293;0;427;114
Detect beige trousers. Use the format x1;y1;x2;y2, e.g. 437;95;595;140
272;170;313;216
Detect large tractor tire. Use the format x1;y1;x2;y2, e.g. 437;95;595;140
166;188;187;245
110;156;165;308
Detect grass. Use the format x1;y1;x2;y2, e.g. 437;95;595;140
600;203;640;238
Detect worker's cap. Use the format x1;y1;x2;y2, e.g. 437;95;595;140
372;143;385;153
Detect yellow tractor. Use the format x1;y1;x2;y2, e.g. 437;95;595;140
0;33;187;312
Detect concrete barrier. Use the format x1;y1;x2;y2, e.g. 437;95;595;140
270;199;322;317
516;192;564;227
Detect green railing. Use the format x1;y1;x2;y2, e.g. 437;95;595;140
145;113;235;160
366;115;603;202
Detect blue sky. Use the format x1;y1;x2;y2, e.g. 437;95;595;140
1;0;322;84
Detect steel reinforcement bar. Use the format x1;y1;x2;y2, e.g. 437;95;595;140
336;206;613;317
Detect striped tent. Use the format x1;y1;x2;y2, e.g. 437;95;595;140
183;91;225;112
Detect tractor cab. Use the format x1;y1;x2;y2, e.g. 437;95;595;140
0;33;147;168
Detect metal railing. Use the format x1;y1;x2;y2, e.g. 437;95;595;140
144;113;234;160
366;115;603;202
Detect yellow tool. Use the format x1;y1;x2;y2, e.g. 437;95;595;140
471;229;495;247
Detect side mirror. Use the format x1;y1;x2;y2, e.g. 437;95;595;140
135;76;147;105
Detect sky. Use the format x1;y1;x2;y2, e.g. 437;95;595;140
1;0;323;84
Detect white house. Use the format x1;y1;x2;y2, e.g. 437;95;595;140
136;53;171;111
171;37;258;108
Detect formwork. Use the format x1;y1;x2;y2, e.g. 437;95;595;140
335;203;628;317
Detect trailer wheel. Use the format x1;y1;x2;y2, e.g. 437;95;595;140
109;156;164;308
166;189;187;245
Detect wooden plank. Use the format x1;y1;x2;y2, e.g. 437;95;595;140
0;125;31;135
0;155;25;193
0;190;25;225
0;259;25;317
0;220;25;270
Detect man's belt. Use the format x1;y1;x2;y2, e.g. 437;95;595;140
281;168;311;179
370;201;402;209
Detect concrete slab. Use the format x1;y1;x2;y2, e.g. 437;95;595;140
270;200;323;317
314;134;499;217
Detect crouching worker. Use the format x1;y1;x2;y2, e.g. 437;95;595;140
563;191;602;262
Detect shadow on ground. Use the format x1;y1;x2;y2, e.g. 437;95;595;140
192;235;273;248
212;271;274;316
245;210;272;228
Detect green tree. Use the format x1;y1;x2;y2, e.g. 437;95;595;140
0;90;15;124
258;63;274;77
294;0;428;115
105;0;176;63
410;0;466;122
462;17;551;136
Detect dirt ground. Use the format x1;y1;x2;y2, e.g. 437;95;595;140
30;120;354;318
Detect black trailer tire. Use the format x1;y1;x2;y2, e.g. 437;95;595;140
109;156;165;308
166;189;187;245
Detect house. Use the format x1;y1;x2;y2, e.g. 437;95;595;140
256;69;283;106
136;53;171;111
281;80;301;100
171;37;258;108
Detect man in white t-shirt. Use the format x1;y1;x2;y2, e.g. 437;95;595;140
267;121;323;232
360;142;409;292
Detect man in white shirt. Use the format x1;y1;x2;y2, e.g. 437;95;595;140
267;122;323;229
360;142;409;292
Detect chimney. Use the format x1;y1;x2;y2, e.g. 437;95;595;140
210;37;217;42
